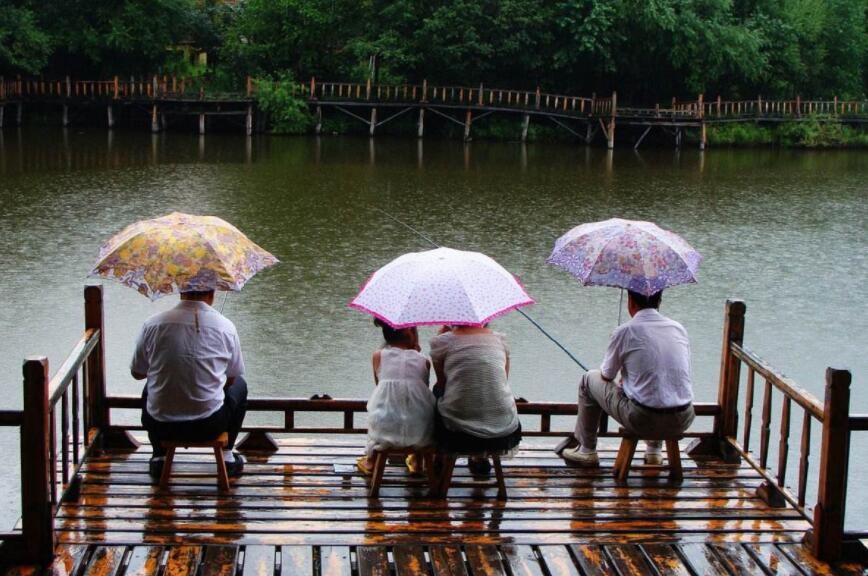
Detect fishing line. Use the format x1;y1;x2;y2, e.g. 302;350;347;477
372;206;589;371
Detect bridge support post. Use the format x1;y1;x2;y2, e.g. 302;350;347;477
151;105;160;133
107;105;114;129
417;107;424;138
699;122;706;151
521;114;530;142
606;118;615;149
675;127;682;149
0;106;4;129
464;110;472;141
199;113;206;135
315;106;322;135
369;107;376;136
246;105;253;136
16;102;23;125
62;104;69;127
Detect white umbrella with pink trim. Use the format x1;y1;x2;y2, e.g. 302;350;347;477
349;247;534;328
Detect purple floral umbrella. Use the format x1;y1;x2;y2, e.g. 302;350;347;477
546;218;702;296
349;247;534;328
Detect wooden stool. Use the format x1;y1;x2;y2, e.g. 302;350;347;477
437;453;507;500
160;432;230;491
613;435;682;483
369;447;437;498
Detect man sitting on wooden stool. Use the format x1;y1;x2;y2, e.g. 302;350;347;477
561;289;694;466
131;289;248;479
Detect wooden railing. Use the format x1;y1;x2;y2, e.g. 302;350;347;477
716;299;859;561
0;75;255;102
0;286;106;565
3;289;861;565
675;95;868;120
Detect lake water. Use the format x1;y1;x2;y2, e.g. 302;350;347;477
0;128;865;528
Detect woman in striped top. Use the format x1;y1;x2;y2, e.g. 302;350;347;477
429;325;522;476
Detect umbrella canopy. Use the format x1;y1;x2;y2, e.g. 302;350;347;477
349;247;534;328
90;211;278;300
546;218;702;296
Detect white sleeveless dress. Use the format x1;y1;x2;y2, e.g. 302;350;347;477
366;346;436;456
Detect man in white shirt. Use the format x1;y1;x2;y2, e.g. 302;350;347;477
562;290;695;466
131;289;248;478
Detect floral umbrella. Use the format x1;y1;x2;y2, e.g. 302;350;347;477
546;218;702;296
90;212;279;300
349;247;534;328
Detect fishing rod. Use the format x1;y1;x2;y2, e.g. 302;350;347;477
373;206;589;372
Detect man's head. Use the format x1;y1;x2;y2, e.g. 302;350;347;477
627;289;662;316
181;289;216;306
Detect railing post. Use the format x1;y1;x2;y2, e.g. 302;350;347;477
366;78;371;100
246;76;253;98
65;75;71;99
716;300;746;453
421;79;427;103
796;95;801;117
21;356;54;565
85;285;107;434
535;87;540;109
809;367;852;561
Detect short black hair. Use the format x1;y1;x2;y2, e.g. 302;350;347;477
181;289;215;298
628;290;662;309
373;318;414;345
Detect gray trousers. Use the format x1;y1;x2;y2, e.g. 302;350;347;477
574;370;695;451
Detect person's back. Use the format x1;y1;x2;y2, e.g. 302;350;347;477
431;329;518;439
132;290;248;479
603;308;692;409
136;300;242;421
366;346;435;452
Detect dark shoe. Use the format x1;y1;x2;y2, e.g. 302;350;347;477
225;453;245;477
149;457;164;479
467;456;492;477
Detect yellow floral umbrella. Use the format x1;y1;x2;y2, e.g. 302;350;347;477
90;212;279;300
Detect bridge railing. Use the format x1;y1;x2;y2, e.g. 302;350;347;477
303;79;599;116
715;300;861;561
0;286;106;565
0;75;254;103
674;96;868;120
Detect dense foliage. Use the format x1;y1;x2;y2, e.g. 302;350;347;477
1;0;865;102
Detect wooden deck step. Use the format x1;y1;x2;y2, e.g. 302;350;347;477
5;542;865;576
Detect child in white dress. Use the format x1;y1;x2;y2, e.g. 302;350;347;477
357;319;436;476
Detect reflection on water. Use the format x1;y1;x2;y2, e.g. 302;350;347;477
0;128;865;528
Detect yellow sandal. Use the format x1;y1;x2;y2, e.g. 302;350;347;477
356;456;374;476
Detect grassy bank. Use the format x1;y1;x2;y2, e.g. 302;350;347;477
707;119;868;148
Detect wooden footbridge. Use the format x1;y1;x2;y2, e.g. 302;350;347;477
0;287;866;575
1;76;866;148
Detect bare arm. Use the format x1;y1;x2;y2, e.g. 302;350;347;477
372;350;381;385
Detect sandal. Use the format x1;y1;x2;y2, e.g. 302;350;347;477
405;453;424;476
356;456;374;476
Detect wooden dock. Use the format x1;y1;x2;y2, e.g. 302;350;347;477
1;289;867;574
1;76;866;148
21;437;868;575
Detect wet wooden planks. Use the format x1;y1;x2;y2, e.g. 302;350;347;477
54;438;816;548
14;542;862;576
31;437;863;575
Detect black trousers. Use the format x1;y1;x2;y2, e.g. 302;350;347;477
141;376;248;458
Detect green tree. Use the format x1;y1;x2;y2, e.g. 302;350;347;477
40;0;201;75
0;1;51;75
